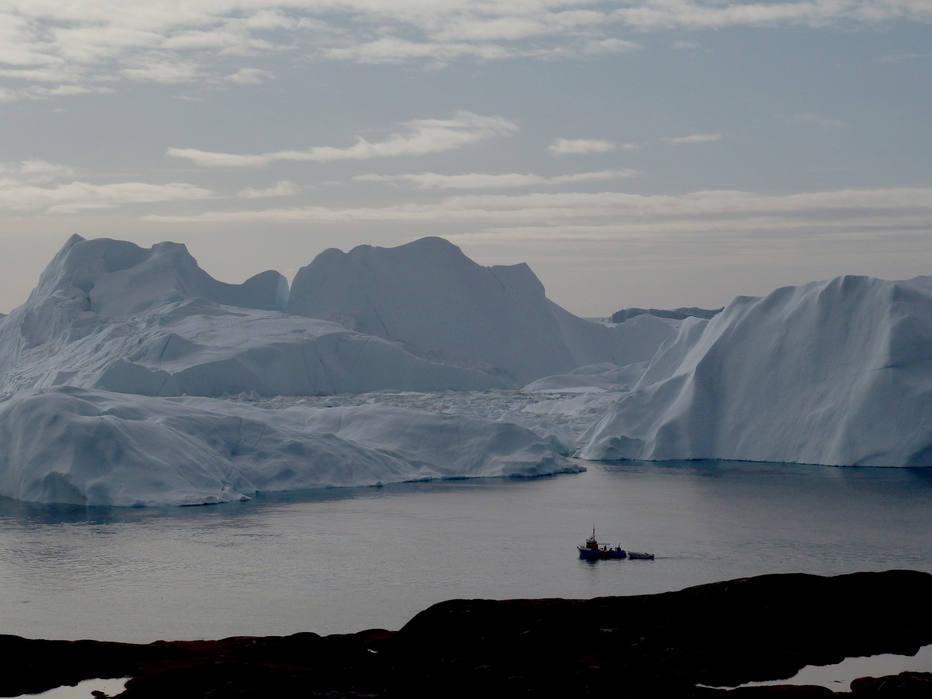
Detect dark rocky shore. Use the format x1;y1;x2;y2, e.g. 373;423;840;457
2;570;929;698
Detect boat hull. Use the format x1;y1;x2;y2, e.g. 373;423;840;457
578;547;627;560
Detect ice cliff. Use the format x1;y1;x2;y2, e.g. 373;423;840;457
580;275;932;467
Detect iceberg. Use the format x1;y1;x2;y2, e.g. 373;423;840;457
0;236;505;397
0;235;670;398
0;387;577;507
3;233;926;507
0;234;609;506
580;275;932;467
287;237;674;384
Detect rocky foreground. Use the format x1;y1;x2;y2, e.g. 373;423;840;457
2;571;929;698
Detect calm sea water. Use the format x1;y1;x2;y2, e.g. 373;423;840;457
1;460;930;643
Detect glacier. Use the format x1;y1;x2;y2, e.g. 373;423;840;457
579;275;932;467
0;234;929;506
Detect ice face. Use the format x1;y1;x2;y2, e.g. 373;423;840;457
580;275;932;468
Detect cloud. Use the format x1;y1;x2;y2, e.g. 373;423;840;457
237;180;300;198
662;133;722;145
1;1;929;100
121;58;201;84
355;169;639;190
0;181;214;214
548;138;617;156
0;161;213;213
611;1;932;31
167;111;519;168
786;112;848;129
140;187;932;243
582;38;640;55
226;67;274;85
0;160;75;183
0;84;113;102
322;38;510;64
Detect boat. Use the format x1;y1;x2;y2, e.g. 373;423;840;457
577;527;627;560
577;528;654;561
627;551;655;560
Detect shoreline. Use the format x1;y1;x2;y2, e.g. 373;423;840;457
3;570;930;698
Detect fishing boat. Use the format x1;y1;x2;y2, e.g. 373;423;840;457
577;527;627;560
577;528;654;561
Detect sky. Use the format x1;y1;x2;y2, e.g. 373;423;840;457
1;1;930;317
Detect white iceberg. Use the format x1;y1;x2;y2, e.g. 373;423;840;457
0;387;577;507
0;235;606;506
580;275;932;467
3;233;927;507
0;235;505;397
287;237;674;384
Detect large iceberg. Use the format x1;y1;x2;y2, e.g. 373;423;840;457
0;235;506;397
0;235;671;398
287;237;673;384
580;275;932;467
3;233;927;507
0;234;626;506
0;387;576;506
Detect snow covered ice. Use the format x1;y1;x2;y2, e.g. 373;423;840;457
0;235;929;506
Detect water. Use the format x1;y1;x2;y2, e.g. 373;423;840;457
723;644;932;691
13;678;129;699
0;460;930;643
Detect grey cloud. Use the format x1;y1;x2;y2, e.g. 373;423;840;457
548;138;617;155
4;0;924;101
237;181;301;199
167;112;519;168
662;133;722;145
140;186;932;229
354;170;639;190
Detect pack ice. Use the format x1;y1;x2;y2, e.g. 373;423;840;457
0;234;666;505
580;275;932;467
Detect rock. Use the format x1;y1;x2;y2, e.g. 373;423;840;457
2;571;929;698
851;671;932;697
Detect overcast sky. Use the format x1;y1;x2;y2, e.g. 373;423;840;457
1;1;930;316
